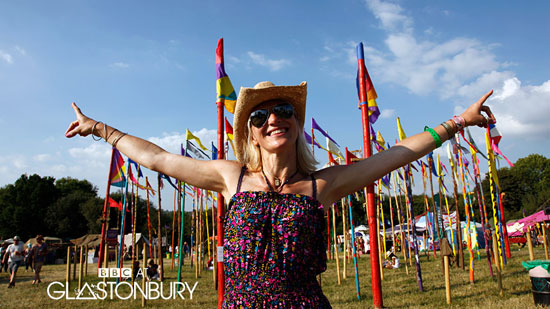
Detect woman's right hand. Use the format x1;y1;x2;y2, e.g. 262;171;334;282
65;102;97;138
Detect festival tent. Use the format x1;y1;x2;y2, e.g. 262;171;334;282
70;234;102;247
507;210;550;237
25;236;63;247
117;233;150;248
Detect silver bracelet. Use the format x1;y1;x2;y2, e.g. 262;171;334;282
91;121;102;141
103;123;108;142
440;121;454;138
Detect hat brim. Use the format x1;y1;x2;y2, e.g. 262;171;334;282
233;81;307;163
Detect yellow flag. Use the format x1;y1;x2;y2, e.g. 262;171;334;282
376;131;386;150
396;117;407;141
186;129;208;151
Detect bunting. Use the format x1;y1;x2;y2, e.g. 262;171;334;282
225;117;234;140
187;140;209;159
186;129;209;151
216;38;237;114
128;158;143;178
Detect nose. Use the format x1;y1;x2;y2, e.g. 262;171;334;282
266;110;282;125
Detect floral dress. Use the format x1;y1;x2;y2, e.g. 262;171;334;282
223;167;331;308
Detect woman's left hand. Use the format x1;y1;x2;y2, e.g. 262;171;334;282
460;90;496;127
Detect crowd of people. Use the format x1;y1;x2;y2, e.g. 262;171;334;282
0;235;48;288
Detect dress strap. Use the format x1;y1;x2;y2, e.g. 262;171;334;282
310;174;317;200
235;166;247;193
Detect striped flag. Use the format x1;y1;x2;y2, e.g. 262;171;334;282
110;148;126;187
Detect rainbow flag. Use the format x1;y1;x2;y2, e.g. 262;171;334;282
356;42;380;124
110;148;126;187
217;38;237;114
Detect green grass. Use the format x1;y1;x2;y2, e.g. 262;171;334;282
0;245;542;308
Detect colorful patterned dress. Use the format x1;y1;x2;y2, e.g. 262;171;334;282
223;168;331;308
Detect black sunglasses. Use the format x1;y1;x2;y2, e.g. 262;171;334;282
249;103;295;128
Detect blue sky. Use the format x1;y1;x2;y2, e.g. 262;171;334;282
1;0;549;211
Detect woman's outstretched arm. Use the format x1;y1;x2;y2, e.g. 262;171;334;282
65;103;242;198
316;90;495;207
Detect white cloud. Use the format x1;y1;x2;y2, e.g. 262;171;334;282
14;46;26;55
0;50;13;64
247;51;290;71
110;62;130;69
380;109;395;119
365;0;413;33
68;143;111;170
148;128;217;155
33;154;52;162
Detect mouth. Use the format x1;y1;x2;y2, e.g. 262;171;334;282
267;128;289;136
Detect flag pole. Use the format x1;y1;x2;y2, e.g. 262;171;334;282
117;159;130;284
157;173;164;281
99;147;116;272
356;42;382;308
215;38;227;309
177;143;188;284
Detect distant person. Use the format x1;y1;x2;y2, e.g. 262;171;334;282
0;244;7;273
4;236;25;287
32;235;48;284
383;252;400;269
24;243;33;272
146;258;161;281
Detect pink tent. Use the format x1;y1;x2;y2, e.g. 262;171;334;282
507;210;550;237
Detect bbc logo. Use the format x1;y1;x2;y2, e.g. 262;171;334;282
98;268;132;278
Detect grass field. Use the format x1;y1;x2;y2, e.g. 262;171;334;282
0;244;542;308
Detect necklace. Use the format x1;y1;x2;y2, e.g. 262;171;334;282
261;169;299;192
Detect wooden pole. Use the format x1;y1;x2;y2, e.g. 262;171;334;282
99;148;116;272
543;224;549;260
526;228;534;261
448;155;465;270
142;246;147;307
332;205;341;285
444;256;451;304
376;199;384;281
341;198;347;279
132;181;138;285
211;193;217;289
85;245;88;277
103;243;108;285
66;246;71;286
73;245;77;281
78;246;83;291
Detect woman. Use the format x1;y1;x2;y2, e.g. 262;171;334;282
66;81;493;307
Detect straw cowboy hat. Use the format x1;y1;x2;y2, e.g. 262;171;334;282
233;81;307;163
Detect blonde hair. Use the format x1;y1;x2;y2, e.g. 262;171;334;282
242;119;318;175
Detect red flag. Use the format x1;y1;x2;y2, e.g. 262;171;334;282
328;152;340;166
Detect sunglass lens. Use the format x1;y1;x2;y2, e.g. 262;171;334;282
273;104;294;119
250;109;269;128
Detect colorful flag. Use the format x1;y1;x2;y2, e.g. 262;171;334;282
187;140;209;159
110;148;126;187
345;148;359;162
186;129;209;151
212;143;218;160
225;117;234;140
376;131;386;150
216;38;237;114
328;152;340;166
327;137;344;159
463;127;488;160
396;117;407;141
128;163;138;185
128;158;143;178
356;42;380;123
489;124;514;167
312;118;339;146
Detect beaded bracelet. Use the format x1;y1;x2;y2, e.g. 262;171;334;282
424;126;442;148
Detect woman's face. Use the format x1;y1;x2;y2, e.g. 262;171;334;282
249;99;299;154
